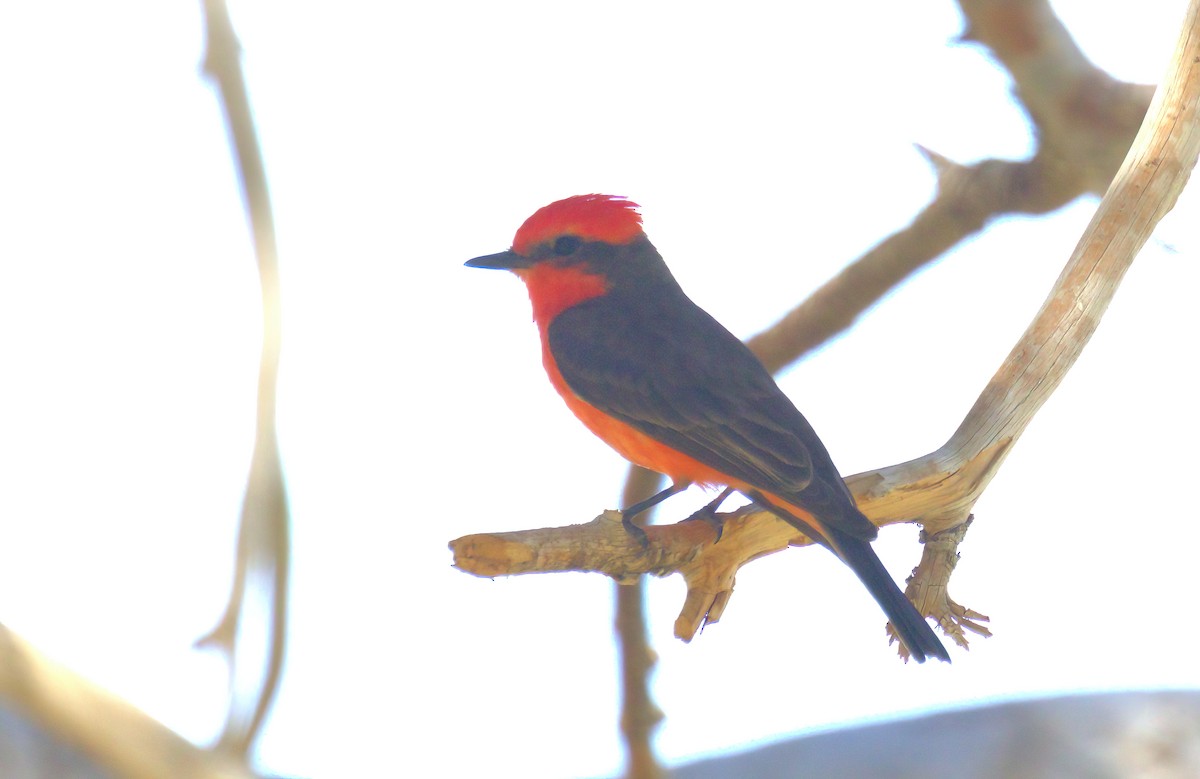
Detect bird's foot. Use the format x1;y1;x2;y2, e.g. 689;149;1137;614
684;486;736;543
685;502;727;542
620;511;650;549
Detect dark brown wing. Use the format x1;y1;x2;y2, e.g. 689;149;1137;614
548;288;876;540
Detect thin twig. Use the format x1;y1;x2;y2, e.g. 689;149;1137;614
196;0;290;756
614;468;668;779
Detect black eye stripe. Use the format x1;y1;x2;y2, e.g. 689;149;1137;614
553;235;582;256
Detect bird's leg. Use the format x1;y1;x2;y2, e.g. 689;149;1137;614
621;481;690;547
684;486;736;542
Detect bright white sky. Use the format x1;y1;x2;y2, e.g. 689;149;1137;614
0;2;1196;777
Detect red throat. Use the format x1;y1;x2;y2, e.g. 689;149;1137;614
517;263;610;327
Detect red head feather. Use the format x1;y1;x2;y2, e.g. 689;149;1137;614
512;194;643;255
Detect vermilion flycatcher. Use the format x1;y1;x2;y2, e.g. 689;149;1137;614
467;194;949;663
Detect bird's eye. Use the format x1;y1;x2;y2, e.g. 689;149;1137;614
553;236;582;256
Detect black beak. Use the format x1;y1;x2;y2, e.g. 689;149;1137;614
465;250;531;270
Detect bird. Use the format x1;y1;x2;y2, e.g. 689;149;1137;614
466;194;950;663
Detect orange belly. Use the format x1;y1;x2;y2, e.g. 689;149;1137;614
538;330;831;537
540;337;730;488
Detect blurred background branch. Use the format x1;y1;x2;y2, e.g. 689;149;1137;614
194;0;290;758
0;626;256;779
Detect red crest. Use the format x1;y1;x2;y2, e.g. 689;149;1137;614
512;194;643;254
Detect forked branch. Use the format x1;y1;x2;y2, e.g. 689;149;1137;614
453;0;1200;644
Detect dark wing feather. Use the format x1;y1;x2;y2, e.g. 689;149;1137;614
548;289;875;539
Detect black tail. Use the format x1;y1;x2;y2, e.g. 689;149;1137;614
827;526;951;664
746;490;950;663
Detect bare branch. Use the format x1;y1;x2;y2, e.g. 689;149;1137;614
959;0;1156;193
454;0;1200;644
747;0;1154;372
901;0;1200;535
196;0;290;757
614;467;667;779
908;519;992;651
0;626;256;779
